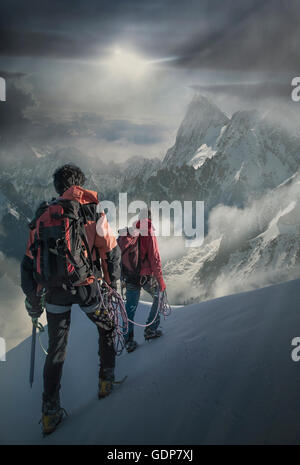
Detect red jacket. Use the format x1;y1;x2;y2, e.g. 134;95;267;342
135;218;166;291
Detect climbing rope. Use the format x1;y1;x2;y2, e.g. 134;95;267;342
95;281;172;356
33;281;172;358
158;289;172;319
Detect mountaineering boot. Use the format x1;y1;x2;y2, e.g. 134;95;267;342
99;379;113;398
144;328;163;340
98;367;115;399
125;339;138;353
41;399;67;436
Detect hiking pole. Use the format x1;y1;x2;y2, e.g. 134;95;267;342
29;318;37;388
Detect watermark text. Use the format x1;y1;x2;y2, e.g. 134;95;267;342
0;337;6;362
291;77;300;102
98;193;204;247
0;77;6;102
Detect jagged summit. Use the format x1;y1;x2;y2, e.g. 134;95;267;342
186;93;228;119
180;94;229;136
229;109;259;129
163;94;229;167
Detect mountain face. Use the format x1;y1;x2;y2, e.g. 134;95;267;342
163;95;229;168
143;95;300;303
140;96;300;211
126;96;300;227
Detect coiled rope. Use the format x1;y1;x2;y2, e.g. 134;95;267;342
96;281;172;355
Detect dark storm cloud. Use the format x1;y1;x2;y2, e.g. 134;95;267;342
0;82;35;130
0;70;26;79
172;0;300;72
1;0;299;73
0;0;186;59
0;29;91;59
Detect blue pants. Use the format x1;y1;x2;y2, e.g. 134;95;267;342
124;276;160;341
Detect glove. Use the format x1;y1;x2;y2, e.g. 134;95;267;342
93;308;115;331
25;296;44;319
157;276;166;292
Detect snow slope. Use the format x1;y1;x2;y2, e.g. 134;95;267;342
1;279;300;445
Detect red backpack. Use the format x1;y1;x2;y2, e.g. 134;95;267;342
117;227;141;283
30;198;94;289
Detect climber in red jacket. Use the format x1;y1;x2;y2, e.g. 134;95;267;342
119;208;166;353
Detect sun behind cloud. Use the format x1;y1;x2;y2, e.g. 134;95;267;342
103;47;150;81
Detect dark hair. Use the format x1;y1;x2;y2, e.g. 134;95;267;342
53;164;86;195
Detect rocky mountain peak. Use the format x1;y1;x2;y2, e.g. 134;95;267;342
163;94;229;167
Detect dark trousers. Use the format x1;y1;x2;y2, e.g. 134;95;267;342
43;310;115;403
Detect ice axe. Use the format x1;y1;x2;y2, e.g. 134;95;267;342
29;318;47;388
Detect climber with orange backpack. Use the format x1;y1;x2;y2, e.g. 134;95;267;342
117;208;166;353
21;164;120;435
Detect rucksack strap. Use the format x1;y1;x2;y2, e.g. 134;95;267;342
80;225;94;269
78;203;95;270
137;233;141;274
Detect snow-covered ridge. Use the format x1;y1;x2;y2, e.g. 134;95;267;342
1;278;300;444
188;143;217;169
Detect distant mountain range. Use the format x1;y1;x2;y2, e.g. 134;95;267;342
0;94;300;303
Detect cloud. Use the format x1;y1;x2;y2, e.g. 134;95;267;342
68;113;167;145
0;252;47;351
187;81;300;123
0;29;95;60
1;0;298;75
0;70;26;79
202;173;300;297
191;82;291;103
212;265;300;301
0;80;36;131
171;0;300;72
0;1;177;60
0;70;169;163
163;170;300;305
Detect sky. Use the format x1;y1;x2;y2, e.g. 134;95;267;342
0;0;299;162
0;0;300;347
